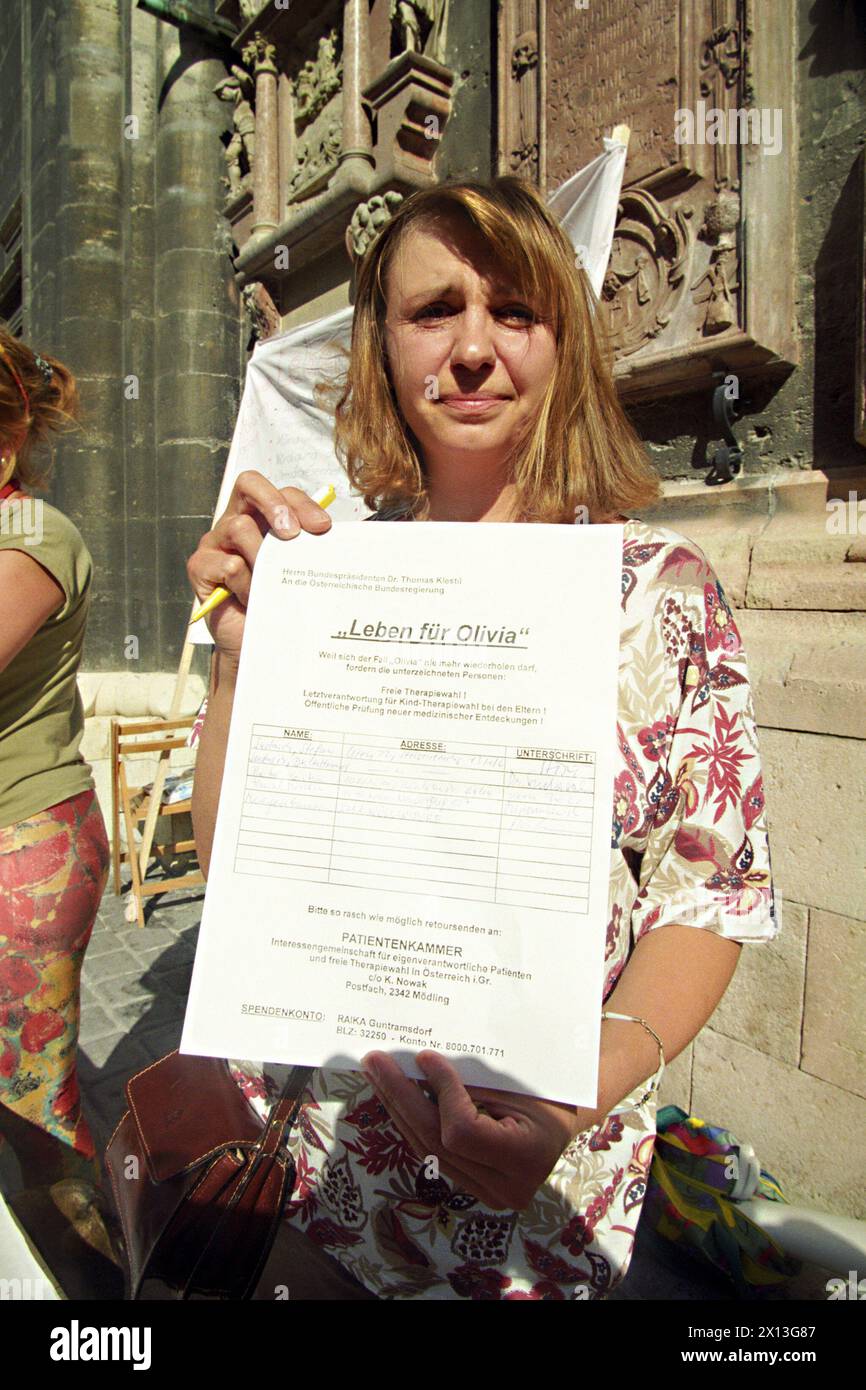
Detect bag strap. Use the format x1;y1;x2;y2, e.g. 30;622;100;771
181;1064;315;1299
257;1064;316;1159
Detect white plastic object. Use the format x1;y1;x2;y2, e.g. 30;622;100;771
737;1197;866;1279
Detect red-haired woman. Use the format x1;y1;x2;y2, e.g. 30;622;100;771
0;327;109;1200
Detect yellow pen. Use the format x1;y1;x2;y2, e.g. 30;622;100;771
189;482;337;625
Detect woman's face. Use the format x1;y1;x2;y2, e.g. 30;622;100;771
382;215;558;485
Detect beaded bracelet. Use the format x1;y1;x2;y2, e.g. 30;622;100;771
601;1010;666;1112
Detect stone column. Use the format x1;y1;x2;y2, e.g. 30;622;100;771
340;0;373;165
244;33;279;238
154;21;241;668
122;0;160;669
32;0;126;668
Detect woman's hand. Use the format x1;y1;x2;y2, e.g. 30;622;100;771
361;1050;584;1211
186;471;332;661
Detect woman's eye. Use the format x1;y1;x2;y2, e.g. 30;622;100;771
415;303;454;322
497;304;536;324
414;303;536;324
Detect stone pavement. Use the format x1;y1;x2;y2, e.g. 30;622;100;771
79;877;205;1159
79;877;830;1303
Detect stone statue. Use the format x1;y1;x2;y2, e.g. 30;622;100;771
390;0;449;64
692;257;737;333
392;1;424;53
214;64;256;195
693;191;740;333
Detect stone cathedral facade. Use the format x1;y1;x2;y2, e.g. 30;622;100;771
0;0;864;1224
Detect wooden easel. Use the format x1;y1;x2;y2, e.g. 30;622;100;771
113;600;207;924
111;714;204;928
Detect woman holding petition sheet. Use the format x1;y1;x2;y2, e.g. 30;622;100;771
188;178;776;1301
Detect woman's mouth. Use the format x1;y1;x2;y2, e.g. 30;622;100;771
440;395;509;414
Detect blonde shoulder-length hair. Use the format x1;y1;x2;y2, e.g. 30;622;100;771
319;176;660;522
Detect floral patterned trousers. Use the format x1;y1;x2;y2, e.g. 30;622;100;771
0;789;109;1165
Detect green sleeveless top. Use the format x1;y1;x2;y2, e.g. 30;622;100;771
0;497;95;828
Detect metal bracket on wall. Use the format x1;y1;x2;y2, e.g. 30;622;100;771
136;0;236;48
705;369;748;486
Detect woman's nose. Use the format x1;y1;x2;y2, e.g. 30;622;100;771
449;306;497;372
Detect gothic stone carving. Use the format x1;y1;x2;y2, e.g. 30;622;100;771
497;3;543;183
289;115;343;200
242;32;277;77
346;191;405;261
390;1;449;64
533;0;797;400
214;63;256;197
692;188;740;335
225;0;454;295
294;28;343;132
601;191;691;357
698;19;743;194
545;0;681;189
361;49;453;186
242;280;281;341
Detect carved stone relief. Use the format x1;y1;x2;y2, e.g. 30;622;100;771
517;0;798;399
509;27;539;177
293;28;343;132
220;0;454;294
238;0;268;21
242;32;277;78
692;188;740;336
498;3;543;183
698;19;743;193
289;113;343;200
601;191;691;357
346;191;405;261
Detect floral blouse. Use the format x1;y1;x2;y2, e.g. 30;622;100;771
229;518;777;1300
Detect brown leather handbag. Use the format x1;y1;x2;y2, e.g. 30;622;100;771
105;1050;313;1300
